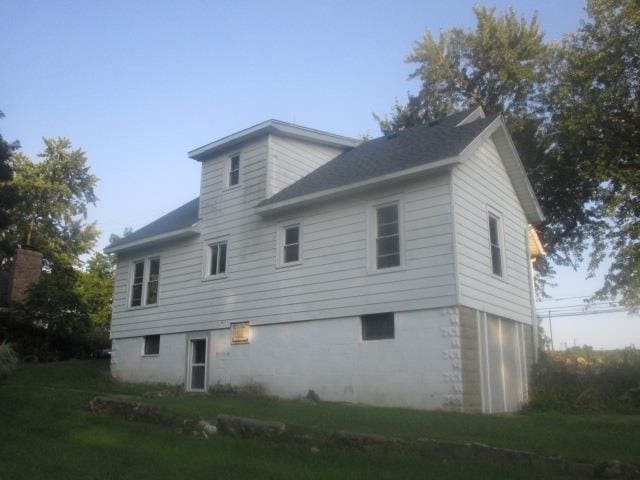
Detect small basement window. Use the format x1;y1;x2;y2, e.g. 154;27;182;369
230;322;250;344
143;335;160;355
361;313;395;341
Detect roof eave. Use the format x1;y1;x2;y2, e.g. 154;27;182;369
104;226;199;254
255;155;460;216
188;120;360;162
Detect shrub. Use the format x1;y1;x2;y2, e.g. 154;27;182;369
528;347;640;413
0;342;18;380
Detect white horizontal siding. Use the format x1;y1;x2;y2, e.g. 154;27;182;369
452;137;533;324
267;134;344;196
111;163;457;338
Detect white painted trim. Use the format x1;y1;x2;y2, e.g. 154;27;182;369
498;318;508;412
255;156;460;216
127;255;161;309
188;119;360;161
449;169;461;305
276;219;304;268
225;152;242;189
366;197;406;275
482;312;492;414
186;334;209;392
476;309;486;413
486;207;507;281
203;236;230;280
455;106;486;126
104;227;199;254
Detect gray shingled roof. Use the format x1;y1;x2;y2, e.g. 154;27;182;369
107;111;498;251
257;113;497;208
108;197;200;249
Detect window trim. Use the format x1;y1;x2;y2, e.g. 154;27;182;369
367;198;405;274
203;238;229;280
276;220;303;268
225;152;241;189
361;312;395;341
128;256;161;309
487;207;506;279
142;334;160;357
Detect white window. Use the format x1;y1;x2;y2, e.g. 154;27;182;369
228;154;240;187
129;257;160;308
374;203;401;270
206;241;228;277
143;335;160;355
488;212;504;277
230;322;250;344
277;222;302;267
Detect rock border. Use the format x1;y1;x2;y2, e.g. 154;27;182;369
89;395;639;479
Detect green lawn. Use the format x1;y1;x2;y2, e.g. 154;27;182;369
0;361;634;479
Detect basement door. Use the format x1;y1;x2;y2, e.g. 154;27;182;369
187;338;208;392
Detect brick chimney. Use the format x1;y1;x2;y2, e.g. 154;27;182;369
7;247;43;304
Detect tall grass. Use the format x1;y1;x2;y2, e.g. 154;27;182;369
528;347;640;413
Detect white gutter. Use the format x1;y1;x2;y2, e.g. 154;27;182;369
255;155;460;216
104;226;199;254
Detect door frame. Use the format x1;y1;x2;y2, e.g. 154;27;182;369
186;334;209;392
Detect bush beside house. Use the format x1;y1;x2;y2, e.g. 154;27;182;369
528;347;640;413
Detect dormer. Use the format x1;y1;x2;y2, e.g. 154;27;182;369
188;120;360;221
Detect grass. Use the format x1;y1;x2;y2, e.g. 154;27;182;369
0;361;635;480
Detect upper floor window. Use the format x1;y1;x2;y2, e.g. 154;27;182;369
228;154;240;187
375;203;400;269
488;213;503;277
130;257;160;308
277;223;302;267
207;241;228;277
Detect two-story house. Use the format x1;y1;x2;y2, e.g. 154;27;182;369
105;107;544;413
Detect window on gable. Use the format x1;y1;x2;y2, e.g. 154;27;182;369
208;241;228;276
375;204;400;269
489;214;503;277
362;313;395;340
130;257;160;308
228;154;240;186
143;335;160;355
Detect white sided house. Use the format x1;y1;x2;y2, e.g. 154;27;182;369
106;108;545;413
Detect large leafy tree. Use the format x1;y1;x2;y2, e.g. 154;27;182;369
545;0;640;310
5;137;99;267
0;111;19;243
376;4;639;309
76;252;114;329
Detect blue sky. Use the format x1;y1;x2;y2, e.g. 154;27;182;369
2;0;637;348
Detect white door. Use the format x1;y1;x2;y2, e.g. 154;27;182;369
188;338;207;391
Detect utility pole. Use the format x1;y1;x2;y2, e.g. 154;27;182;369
548;310;554;351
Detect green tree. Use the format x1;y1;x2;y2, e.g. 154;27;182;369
6;137;99;267
76;252;114;329
0;111;20;254
545;0;640;310
375;5;631;303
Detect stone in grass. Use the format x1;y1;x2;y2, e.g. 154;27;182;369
332;431;388;449
216;414;285;439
